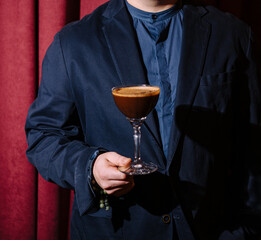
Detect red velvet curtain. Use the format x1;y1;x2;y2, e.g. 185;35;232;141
0;0;260;239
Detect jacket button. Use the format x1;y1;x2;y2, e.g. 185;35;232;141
162;214;171;224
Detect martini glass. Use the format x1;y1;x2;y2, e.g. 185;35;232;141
112;84;160;175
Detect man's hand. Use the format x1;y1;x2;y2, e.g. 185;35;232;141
93;152;135;197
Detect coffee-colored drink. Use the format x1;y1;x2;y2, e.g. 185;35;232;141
112;86;160;119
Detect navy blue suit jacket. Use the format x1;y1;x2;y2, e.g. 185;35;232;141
25;0;261;239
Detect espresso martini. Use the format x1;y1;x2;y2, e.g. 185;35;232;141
112;85;160;175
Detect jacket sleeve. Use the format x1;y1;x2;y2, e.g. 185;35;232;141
25;33;102;216
219;28;261;240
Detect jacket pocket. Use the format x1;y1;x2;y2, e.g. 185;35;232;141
194;71;236;112
199;70;236;87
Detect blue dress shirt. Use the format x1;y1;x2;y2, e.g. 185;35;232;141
126;1;183;157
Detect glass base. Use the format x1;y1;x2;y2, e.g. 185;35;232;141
118;161;158;175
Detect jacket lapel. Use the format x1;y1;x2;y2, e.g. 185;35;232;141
102;0;163;151
167;5;211;167
102;0;146;86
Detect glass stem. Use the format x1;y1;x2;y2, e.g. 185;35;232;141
133;124;141;163
128;118;145;166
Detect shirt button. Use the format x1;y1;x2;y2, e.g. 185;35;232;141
162;214;171;224
152;14;157;20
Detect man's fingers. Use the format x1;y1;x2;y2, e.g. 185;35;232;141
105;152;132;168
93;152;134;197
98;162;130;181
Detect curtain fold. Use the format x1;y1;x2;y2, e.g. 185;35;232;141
0;0;37;239
0;0;260;239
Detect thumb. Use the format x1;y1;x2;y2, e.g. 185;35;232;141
107;152;131;167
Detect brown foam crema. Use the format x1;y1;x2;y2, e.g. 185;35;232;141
112;86;160;97
112;86;160;119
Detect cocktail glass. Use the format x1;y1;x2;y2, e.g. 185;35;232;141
112;84;160;175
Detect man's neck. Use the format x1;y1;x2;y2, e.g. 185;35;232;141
126;0;178;13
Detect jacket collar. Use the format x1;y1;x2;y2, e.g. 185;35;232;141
103;0;125;19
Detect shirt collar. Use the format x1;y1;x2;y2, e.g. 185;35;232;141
125;0;181;22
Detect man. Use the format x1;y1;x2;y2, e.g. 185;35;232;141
25;0;261;239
